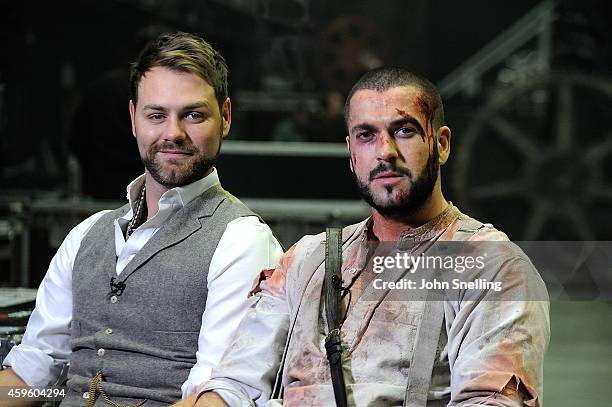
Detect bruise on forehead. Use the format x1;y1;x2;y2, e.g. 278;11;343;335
395;92;437;160
395;107;427;143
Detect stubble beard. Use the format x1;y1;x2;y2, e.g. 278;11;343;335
355;144;439;218
142;139;221;189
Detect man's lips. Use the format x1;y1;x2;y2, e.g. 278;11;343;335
156;150;193;159
374;171;405;179
371;171;406;185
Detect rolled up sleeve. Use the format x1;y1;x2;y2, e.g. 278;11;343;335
181;216;284;398
198;244;299;406
447;254;550;407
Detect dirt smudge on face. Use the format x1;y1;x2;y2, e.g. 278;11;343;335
394;108;426;143
414;94;436;141
396;95;436;159
395;108;408;117
395;101;434;145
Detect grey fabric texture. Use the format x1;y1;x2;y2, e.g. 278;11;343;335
62;184;255;407
404;215;485;407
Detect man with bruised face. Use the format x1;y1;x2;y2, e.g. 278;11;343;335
194;67;549;407
347;81;446;232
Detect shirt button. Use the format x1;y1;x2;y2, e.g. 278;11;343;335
97;348;105;357
348;267;357;274
104;328;113;334
110;295;118;304
82;393;90;399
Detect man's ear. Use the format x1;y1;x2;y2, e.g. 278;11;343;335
129;100;137;138
437;126;451;165
221;97;231;138
346;135;354;173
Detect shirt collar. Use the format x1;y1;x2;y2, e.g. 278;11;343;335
125;167;221;211
358;202;460;243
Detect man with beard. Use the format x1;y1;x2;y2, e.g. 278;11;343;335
0;33;282;407
195;67;549;407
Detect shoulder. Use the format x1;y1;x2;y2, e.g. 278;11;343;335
222;216;277;244
69;210;115;241
55;209;114;267
453;209;512;242
454;212;547;297
221;196;256;217
294;231;326;253
452;209;540;272
74;205;130;243
293;219;368;252
215;216;283;264
211;186;256;218
284;219;368;277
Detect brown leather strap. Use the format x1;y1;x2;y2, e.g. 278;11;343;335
324;227;348;407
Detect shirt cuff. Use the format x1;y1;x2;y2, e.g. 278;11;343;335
3;345;68;387
181;366;212;398
198;379;254;407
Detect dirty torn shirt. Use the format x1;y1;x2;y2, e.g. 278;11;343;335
201;205;550;406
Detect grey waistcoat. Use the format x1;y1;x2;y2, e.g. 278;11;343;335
62;184;256;407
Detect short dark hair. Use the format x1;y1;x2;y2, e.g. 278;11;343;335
129;32;229;109
344;67;444;131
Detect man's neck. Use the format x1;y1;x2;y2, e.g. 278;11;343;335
141;168;213;219
370;194;449;241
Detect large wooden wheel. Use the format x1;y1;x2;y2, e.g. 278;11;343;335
453;71;612;240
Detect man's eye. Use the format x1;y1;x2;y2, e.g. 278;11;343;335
356;132;374;141
395;127;416;137
148;114;165;121
185;111;204;121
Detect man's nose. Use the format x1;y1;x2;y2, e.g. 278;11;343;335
164;115;186;141
377;133;399;161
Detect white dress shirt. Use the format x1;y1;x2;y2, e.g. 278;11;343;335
3;168;283;398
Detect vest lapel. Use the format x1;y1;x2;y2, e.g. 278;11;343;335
104;205;130;280
119;184;228;279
